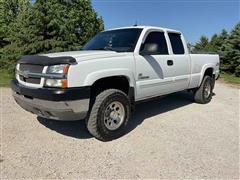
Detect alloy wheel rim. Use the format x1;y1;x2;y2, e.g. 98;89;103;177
103;101;125;131
204;81;211;99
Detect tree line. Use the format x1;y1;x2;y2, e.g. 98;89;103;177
0;0;239;78
191;23;240;77
0;0;104;73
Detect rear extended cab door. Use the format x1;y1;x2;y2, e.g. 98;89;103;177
166;32;191;92
134;28;191;101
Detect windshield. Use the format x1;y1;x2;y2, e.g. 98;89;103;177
82;28;143;52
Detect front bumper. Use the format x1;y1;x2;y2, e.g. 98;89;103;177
11;80;90;121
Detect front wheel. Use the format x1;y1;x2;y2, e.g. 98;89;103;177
194;75;213;104
86;89;131;141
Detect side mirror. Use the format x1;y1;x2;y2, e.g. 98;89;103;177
140;43;159;55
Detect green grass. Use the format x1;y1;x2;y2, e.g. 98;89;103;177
220;73;240;85
0;69;13;87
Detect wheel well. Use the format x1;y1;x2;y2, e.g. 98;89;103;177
204;68;214;78
91;76;130;98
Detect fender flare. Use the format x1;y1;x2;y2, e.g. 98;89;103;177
198;63;216;87
83;68;137;92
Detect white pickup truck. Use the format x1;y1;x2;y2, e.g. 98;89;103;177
11;26;220;141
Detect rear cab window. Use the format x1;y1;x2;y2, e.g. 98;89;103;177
168;33;185;54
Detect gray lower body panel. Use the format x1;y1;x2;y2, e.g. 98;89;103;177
12;91;89;121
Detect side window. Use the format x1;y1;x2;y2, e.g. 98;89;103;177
168;33;185;54
143;32;168;54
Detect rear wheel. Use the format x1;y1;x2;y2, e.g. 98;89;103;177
194;75;213;104
86;89;131;141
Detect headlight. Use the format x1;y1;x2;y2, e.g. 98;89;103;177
45;64;69;88
47;64;69;74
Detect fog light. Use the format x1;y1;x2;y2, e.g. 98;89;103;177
45;79;67;88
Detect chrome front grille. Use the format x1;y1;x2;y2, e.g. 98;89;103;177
18;64;44;85
19;64;44;73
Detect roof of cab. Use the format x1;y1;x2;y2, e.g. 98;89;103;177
105;26;181;34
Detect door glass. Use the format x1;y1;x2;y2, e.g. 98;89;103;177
168;33;185;54
142;32;169;54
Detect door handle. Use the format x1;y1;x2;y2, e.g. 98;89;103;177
138;73;149;79
167;60;173;66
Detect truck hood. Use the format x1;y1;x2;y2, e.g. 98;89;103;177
44;50;131;63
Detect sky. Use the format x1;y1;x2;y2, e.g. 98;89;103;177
92;0;240;43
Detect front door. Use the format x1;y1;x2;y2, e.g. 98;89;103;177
135;31;174;100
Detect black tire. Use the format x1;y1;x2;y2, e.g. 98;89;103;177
194;75;213;104
86;89;131;141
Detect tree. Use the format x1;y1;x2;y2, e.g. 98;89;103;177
0;0;30;48
193;30;229;53
193;23;240;77
208;30;229;71
219;23;240;76
0;0;104;73
212;30;228;48
0;0;30;71
193;36;212;52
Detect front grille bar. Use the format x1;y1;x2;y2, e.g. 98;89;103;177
17;70;66;79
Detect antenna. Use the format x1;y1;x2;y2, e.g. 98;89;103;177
133;21;138;26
